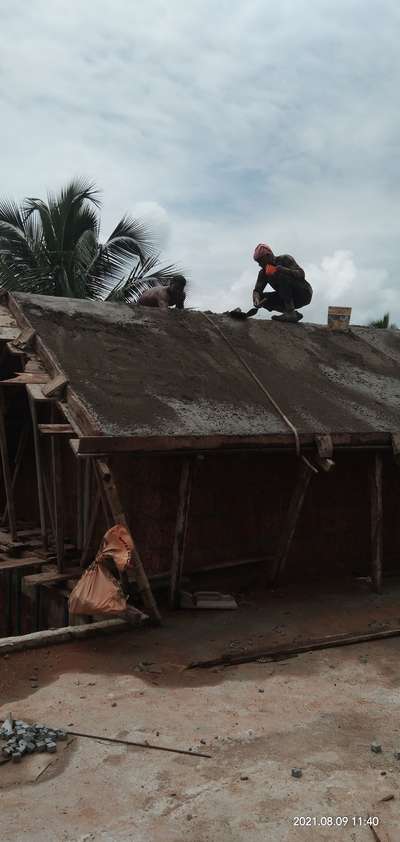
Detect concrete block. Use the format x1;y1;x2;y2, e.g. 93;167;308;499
371;742;382;754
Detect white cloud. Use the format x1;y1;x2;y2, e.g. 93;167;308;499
0;0;399;325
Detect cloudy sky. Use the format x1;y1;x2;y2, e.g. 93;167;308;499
1;0;400;323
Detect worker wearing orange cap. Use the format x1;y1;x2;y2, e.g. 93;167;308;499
253;244;312;323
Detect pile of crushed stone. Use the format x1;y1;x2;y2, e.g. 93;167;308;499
1;713;67;762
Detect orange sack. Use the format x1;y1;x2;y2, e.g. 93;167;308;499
69;560;127;616
97;524;135;573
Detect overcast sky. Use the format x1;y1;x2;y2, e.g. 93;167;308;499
1;0;399;323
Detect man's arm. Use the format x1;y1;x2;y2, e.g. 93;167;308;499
275;255;305;281
253;269;267;305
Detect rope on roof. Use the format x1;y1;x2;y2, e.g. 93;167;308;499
200;312;301;457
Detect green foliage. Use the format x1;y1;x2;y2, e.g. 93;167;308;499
0;179;185;303
369;313;397;329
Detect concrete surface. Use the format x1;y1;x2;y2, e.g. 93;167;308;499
1;579;400;840
13;292;400;437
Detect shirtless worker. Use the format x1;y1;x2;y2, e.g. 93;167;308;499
252;244;312;323
137;276;186;309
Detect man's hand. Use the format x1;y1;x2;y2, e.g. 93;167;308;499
253;290;261;308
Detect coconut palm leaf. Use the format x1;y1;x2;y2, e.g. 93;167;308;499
0;179;186;303
105;253;186;304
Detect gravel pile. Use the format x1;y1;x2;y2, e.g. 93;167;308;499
1;713;67;762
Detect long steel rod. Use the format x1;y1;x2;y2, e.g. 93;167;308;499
67;729;211;758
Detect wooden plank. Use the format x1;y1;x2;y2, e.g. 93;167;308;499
51;426;64;570
28;392;48;551
1;424;29;524
1;372;49;385
370;452;383;593
0;327;22;341
0;393;17;541
169;458;193;608
26;384;50;402
391;432;400;466
270;460;314;584
23;567;81;588
74;431;393;456
76;458;83;550
64;388;100;436
42;374;68;398
95;459;161;624
80;487;101;567
0;556;46;573
39;424;74;435
0;618;130;655
12;326;36;350
189;625;400;670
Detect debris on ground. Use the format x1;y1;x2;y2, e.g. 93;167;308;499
371;742;382;754
291;767;303;778
1;713;67;763
180;591;238;610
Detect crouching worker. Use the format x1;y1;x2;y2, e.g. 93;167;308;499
137;275;186;309
253;244;312;323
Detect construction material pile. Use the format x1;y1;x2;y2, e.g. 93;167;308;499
1;713;67;762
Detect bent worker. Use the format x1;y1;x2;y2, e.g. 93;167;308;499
253;244;312;323
137;275;186;309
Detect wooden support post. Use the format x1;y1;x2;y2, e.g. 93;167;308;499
370;452;383;594
96;459;161;624
1;423;29;525
51;431;64;571
80;488;101;568
43;470;56;541
271;460;314;584
28;393;48;552
169;458;193;609
76;458;83;550
0;391;17;541
83;460;91;545
315;433;335;472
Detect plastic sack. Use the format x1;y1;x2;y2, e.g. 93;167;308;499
69;561;127;616
96;524;135;573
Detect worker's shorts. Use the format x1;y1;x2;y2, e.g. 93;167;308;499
261;279;313;312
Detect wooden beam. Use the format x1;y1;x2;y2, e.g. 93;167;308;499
76;458;83;550
315;433;335;472
73;431;394;456
28;392;48;551
169;458;193;609
13;326;36;350
22;567;81;590
80;487;101;567
0;618;130;655
188;625;400;670
51;426;64;571
0;556;46;573
95;459;161;624
1;423;29;524
0;327;21;341
370;452;383;593
1;373;49;385
38;424;74;435
270;460;314;584
391;433;400;466
42;374;68;398
0;392;17;541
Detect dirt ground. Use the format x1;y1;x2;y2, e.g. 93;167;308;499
1;577;400;841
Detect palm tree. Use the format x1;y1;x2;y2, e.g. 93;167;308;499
0;179;185;302
369;313;397;329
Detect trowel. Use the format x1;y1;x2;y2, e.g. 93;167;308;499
228;299;268;320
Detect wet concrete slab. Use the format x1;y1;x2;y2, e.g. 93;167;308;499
13;293;400;439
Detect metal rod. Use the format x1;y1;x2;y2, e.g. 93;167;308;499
67;729;211;758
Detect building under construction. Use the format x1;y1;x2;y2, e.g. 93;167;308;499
0;291;400;638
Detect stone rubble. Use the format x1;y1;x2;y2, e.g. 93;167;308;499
1;714;67;763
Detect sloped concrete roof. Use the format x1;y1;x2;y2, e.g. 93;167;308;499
12;293;400;443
